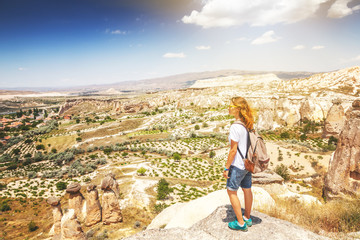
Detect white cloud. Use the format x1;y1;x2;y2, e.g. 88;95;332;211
196;45;211;50
18;67;27;71
327;0;360;18
111;30;127;35
105;29;127;35
182;0;328;28
312;45;325;50
251;31;281;45
293;45;305;50
163;52;186;58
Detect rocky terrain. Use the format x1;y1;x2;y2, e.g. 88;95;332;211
0;66;359;239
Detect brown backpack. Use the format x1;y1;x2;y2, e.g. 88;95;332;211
234;121;270;173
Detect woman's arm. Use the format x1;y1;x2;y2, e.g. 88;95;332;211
223;140;238;179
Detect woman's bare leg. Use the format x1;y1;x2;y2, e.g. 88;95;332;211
242;188;253;219
227;189;245;225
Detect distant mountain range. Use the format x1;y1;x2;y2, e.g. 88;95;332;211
1;69;316;94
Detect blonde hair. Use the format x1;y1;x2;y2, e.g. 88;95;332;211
231;97;254;130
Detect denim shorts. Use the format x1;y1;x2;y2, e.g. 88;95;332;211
226;165;252;191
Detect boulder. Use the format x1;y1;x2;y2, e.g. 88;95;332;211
47;197;63;237
66;183;84;221
85;184;102;227
101;173;120;199
322;99;346;138
60;209;86;240
252;170;284;184
325;100;360;198
148;187;274;229
124;205;329;240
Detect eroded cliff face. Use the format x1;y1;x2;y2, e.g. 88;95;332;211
324;100;360;199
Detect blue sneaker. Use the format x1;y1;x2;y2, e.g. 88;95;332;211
234;216;253;227
243;216;252;227
228;220;248;231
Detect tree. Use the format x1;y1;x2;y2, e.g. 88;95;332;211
36;144;45;150
194;125;200;130
56;181;67;190
51;148;57;153
76;119;80;124
157;178;172;200
137;167;147;176
28;221;38;232
173;152;181;161
103;147;112;155
209;150;216;158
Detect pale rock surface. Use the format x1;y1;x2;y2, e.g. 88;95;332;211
66;183;85;222
47;197;62;237
261;183;322;205
322;99;346;138
125;205;329;240
85;184;101;227
325;99;360;198
60;209;86;240
148;187;274;229
300;98;325;122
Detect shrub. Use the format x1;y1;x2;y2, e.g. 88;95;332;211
137;167;147;176
76;137;82;142
0;183;6;190
280;132;290;139
194;125;200;130
56;181;67;191
274;164;290;181
51;148;57;153
27;171;36;179
173;152;181;161
154;203;169;213
103;147;112;155
28;221;38;232
209;151;216;158
36;144;45;150
0;201;11;212
300;134;307;141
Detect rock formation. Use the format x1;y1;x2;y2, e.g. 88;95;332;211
147;187;274;229
101;174;123;224
124;205;329;240
324;99;360;198
60;209;86;240
47;197;63;237
66;182;85;221
322;98;346;138
85;184;102;227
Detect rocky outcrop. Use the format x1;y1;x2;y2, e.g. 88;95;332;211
60;209;86;240
125;205;329;240
47;197;63;237
322;99;346;138
299;98;325;122
66;183;85;222
147;187;274;229
324;99;360;198
85;184;102;227
101;175;123;224
58;98;151;115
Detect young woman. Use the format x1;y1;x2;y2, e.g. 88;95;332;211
223;96;254;231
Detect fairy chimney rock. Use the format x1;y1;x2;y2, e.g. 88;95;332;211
101;175;123;225
66;182;85;222
47;197;63;237
322;98;346;138
325;99;360;198
85;184;102;227
60;209;86;240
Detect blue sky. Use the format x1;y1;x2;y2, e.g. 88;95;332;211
1;0;360;88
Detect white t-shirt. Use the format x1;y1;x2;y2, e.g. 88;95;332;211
228;123;248;170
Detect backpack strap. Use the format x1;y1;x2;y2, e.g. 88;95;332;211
233;121;251;159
